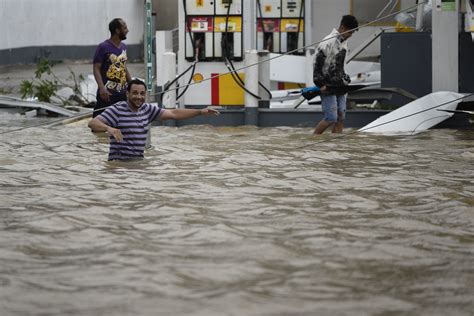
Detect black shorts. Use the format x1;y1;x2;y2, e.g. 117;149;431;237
93;92;127;117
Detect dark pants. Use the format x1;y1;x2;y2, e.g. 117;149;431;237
93;92;127;117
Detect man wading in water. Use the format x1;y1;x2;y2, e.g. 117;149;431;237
88;79;220;161
313;15;358;134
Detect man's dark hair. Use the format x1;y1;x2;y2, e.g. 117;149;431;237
340;15;358;31
109;18;123;35
127;79;147;92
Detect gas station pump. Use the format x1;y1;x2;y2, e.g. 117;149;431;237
256;0;305;54
184;0;214;61
176;0;309;106
256;0;281;52
179;0;246;107
281;0;305;54
184;0;243;61
214;15;243;60
216;0;243;61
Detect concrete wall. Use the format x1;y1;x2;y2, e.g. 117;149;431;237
0;0;144;64
152;0;178;30
0;0;419;64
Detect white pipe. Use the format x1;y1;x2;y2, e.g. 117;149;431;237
155;30;173;87
258;50;271;101
162;52;177;109
432;0;459;92
244;50;259;108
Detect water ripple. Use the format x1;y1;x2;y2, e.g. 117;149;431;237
0;121;473;315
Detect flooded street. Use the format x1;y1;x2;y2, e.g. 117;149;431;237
1;115;473;315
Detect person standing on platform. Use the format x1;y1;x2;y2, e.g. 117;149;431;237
92;18;132;117
313;15;358;134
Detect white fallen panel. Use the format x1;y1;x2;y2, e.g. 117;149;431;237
0;95;77;117
359;91;465;135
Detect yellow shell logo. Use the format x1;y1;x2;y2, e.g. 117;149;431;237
193;73;204;83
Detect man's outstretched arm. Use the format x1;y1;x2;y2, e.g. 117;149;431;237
159;107;220;121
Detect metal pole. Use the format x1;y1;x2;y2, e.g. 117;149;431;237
145;0;153;93
145;0;153;148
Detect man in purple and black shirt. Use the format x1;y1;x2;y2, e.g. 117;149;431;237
92;18;132;117
88;79;220;161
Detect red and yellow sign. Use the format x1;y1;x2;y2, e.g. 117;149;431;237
211;73;245;106
257;19;280;32
214;16;242;32
281;19;304;32
188;17;213;32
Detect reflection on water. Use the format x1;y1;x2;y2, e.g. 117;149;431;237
1;116;474;316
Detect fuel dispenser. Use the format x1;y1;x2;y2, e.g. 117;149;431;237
214;16;243;60
185;16;214;61
184;0;213;61
256;0;281;52
179;0;246;107
256;0;305;54
281;0;305;54
184;0;243;62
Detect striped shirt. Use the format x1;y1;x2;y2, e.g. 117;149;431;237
98;101;163;160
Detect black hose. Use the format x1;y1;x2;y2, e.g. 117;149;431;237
176;62;196;100
183;0;196;57
256;0;266;33
160;62;197;102
295;0;304;54
222;2;262;100
175;0;201;102
255;0;277;99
